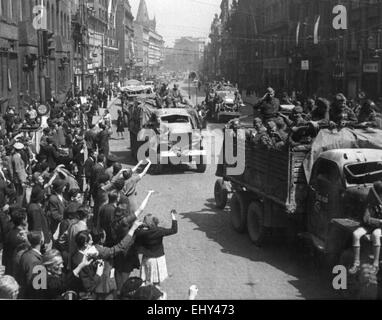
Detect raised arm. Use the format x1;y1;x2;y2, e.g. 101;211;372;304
138;160;152;179
132;160;144;173
134;190;155;218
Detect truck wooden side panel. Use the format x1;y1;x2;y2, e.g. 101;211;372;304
225;139;309;215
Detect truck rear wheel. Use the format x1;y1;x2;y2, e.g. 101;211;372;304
196;151;207;173
247;201;267;246
230;192;249;233
214;179;228;209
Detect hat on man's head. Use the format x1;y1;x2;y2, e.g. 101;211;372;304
13;142;24;150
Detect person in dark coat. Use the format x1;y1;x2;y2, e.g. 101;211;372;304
97;123;111;157
116;110;125;139
99;190;119;247
27;190;52;251
3;208;28;276
253;87;280;124
44;137;60;172
39;249;93;300
71;231;103;298
357;100;379;128
135;209;178;286
85;125;98;152
46;179;68;235
17;231;43;299
329;93;358;127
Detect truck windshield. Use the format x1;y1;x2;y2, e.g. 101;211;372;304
344;162;382;184
161;115;190;124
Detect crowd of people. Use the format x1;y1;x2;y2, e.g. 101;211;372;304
0;83;185;300
229;87;382;151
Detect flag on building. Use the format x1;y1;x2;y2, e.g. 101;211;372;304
7;68;12;91
296;22;300;46
314;16;320;44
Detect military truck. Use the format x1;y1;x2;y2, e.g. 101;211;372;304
207;84;243;123
215;124;382;293
130;100;207;174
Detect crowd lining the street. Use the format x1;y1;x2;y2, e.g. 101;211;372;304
0;83;191;300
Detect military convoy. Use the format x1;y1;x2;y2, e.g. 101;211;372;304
214;120;382;297
122;87;207;174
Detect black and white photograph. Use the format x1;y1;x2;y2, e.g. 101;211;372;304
0;0;382;304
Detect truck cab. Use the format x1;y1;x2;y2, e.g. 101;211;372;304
153;108;207;174
305;149;382;263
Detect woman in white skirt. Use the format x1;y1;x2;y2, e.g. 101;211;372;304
135;210;178;287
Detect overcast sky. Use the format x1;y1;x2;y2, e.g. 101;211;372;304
129;0;222;47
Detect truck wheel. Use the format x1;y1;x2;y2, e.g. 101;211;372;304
230;192;249;233
214;179;228;209
247;201;267;246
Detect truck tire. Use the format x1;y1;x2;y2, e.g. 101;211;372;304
247;201;267;246
214;179;228;209
230;192;249;233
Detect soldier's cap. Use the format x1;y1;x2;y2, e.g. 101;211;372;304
266;87;275;94
13;142;24;150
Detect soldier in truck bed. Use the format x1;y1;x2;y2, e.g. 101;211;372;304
329;93;358;127
357;100;379;128
253;87;280;124
349;181;382;274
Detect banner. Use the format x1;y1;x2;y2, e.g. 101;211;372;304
314;16;320;44
296;22;300;46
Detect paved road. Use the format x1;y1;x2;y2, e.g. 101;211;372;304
105;88;338;300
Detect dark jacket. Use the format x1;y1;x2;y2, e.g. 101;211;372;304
46;194;67;234
329;106;358;125
71;251;102;294
97;130;110;156
27;203;52;244
135;220;178;258
3;226;27;276
85;130;98;151
44;144;60;170
18;248;42;299
99;203;117;247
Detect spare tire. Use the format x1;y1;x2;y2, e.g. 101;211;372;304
230;192;249;233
